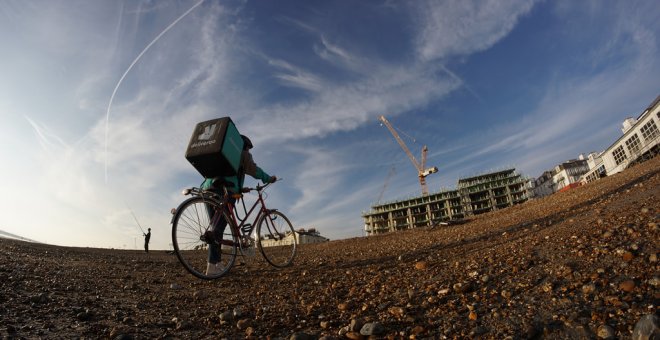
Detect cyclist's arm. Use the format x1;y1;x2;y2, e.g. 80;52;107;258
242;151;273;183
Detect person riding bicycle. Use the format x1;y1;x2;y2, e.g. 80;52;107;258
202;134;276;276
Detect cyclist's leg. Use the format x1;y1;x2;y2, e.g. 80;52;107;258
207;197;234;264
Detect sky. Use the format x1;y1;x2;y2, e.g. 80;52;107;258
1;0;658;250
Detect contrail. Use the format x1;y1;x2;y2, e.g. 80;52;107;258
104;0;205;183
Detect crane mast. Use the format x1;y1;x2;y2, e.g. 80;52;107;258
379;115;438;195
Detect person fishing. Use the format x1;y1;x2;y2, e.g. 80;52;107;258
202;135;276;275
143;228;151;253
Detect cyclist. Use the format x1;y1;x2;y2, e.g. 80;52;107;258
202;134;276;275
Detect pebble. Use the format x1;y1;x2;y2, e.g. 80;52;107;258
237;319;251;330
411;325;425;335
219;310;233;322
290;332;314;340
345;332;363;339
623;252;635;262
415;261;428;270
169;283;182;290
193;290;208;300
619;280;636;292
453;282;467;293
349;319;364;332
233;307;244;318
360;322;385;336
582;283;596;294
632;314;659;340
648;277;660;287
541;282;553;293
388;306;404;317
501;290;512;299
597;324;615;339
469;311;477;321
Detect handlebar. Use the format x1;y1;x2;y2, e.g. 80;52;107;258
245;178;279;193
185;178;280;197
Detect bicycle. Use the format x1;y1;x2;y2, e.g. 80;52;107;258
171;181;297;280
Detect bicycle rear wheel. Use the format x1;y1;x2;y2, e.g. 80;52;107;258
171;196;238;279
256;210;297;268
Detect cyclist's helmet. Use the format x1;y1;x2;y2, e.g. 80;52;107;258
241;135;253;150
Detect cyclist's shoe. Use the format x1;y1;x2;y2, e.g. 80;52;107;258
206;262;224;276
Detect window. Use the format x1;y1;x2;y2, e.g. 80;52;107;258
640;120;659;142
612;145;627;165
625;133;641;154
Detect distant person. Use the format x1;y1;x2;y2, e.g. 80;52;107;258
202;135;276;275
143;228;151;253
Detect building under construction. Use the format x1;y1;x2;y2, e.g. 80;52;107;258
362;168;530;236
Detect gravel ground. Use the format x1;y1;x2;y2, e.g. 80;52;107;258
1;157;659;339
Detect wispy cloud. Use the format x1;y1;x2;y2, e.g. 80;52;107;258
414;0;538;61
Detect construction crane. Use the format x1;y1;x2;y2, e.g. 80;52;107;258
379;115;438;195
376;165;396;204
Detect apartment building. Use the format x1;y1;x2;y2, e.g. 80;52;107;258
362;169;530;236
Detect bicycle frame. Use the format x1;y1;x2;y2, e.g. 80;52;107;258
225;191;268;241
205;183;275;249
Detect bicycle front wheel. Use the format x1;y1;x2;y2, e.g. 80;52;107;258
256;210;297;268
171;196;238;279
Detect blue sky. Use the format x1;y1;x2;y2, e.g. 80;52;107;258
1;0;658;250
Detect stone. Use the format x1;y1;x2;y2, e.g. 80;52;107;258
582;283;596;295
345;332;363;340
290;332;314;340
349;319;364;332
597;324;615;339
619;280;636;292
388;306;404;317
648;277;660;287
632;315;659;340
237;319;251;330
623;252;635;262
415;261;428;270
219;310;233;322
193;290;208;300
360;322;385;336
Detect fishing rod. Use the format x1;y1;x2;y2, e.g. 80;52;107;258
125;203;146;235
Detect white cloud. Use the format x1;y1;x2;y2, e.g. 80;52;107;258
415;0;538;61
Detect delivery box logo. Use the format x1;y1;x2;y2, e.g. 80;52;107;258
198;123;217;141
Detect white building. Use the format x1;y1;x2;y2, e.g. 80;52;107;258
532;158;589;197
582;95;660;183
259;228;329;247
552;158;590;191
532;170;554;198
